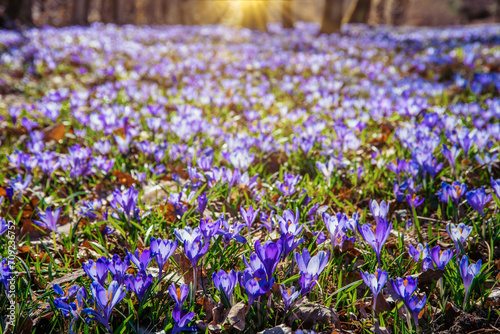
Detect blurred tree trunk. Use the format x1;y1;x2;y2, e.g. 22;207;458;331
282;0;293;28
100;0;113;23
100;0;131;24
160;0;169;24
19;0;33;24
344;0;371;24
178;0;191;25
390;0;410;25
371;0;387;24
1;0;34;28
72;0;90;26
497;0;500;22
114;0;126;24
320;0;343;34
147;0;159;24
241;1;268;30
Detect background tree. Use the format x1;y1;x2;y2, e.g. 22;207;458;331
241;1;268;30
320;0;343;34
160;0;169;24
72;0;90;26
282;0;293;28
344;0;371;24
371;0;387;24
1;0;33;28
389;0;410;25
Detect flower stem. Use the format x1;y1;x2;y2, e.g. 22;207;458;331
52;231;57;254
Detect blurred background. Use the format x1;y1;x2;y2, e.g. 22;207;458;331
1;0;500;31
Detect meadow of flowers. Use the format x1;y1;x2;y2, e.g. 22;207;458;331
0;22;500;334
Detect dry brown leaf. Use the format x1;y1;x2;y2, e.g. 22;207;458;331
44;123;65;142
112;170;138;187
47;269;85;288
224;301;246;332
286;297;340;328
173;251;194;287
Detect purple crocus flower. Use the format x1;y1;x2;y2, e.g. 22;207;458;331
408;243;433;272
197;153;213;171
115;134;132;154
316;157;335;186
281;233;305;259
8;106;20;125
243;252;266;275
84;281;126;332
34;207;61;232
294;249;329;278
53;285;87;334
199;217;221;240
423;158;443;179
150;238;177;279
439;181;466;206
277;208;302;237
322;212;354;251
386;158;407;178
314;231;327;245
408;243;430;263
169;283;189;308
127;248;153;274
21;117;38;132
460;255;482;307
457;131;472;157
280;285;300;312
361;269;387;311
446;223;472;255
206;166;226;188
171;306;197;334
240;205;260;232
276;172;301;197
38;152;60;176
260;211;275;233
240;268;274;308
125;272;153;301
442;145;461;169
225;168;240;189
369;200;389;223
213;269;238;303
0;218;8;235
187;165;203;189
430;246;453;270
111;186;140;220
466;187;492;217
357;218;392;266
197;192;208;215
83;257;109;286
406;194;424;210
174;226;203;244
216;218;247;246
475;153;498;173
65;145;93;179
8;174;31;200
108;254;130;286
407;294;427;329
0;258;12;290
391;276;418;303
294;250;329;294
93;140;112;155
222;147;255;171
254;239;282;279
298;272;315;294
184;236;210;268
491;177;500;198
